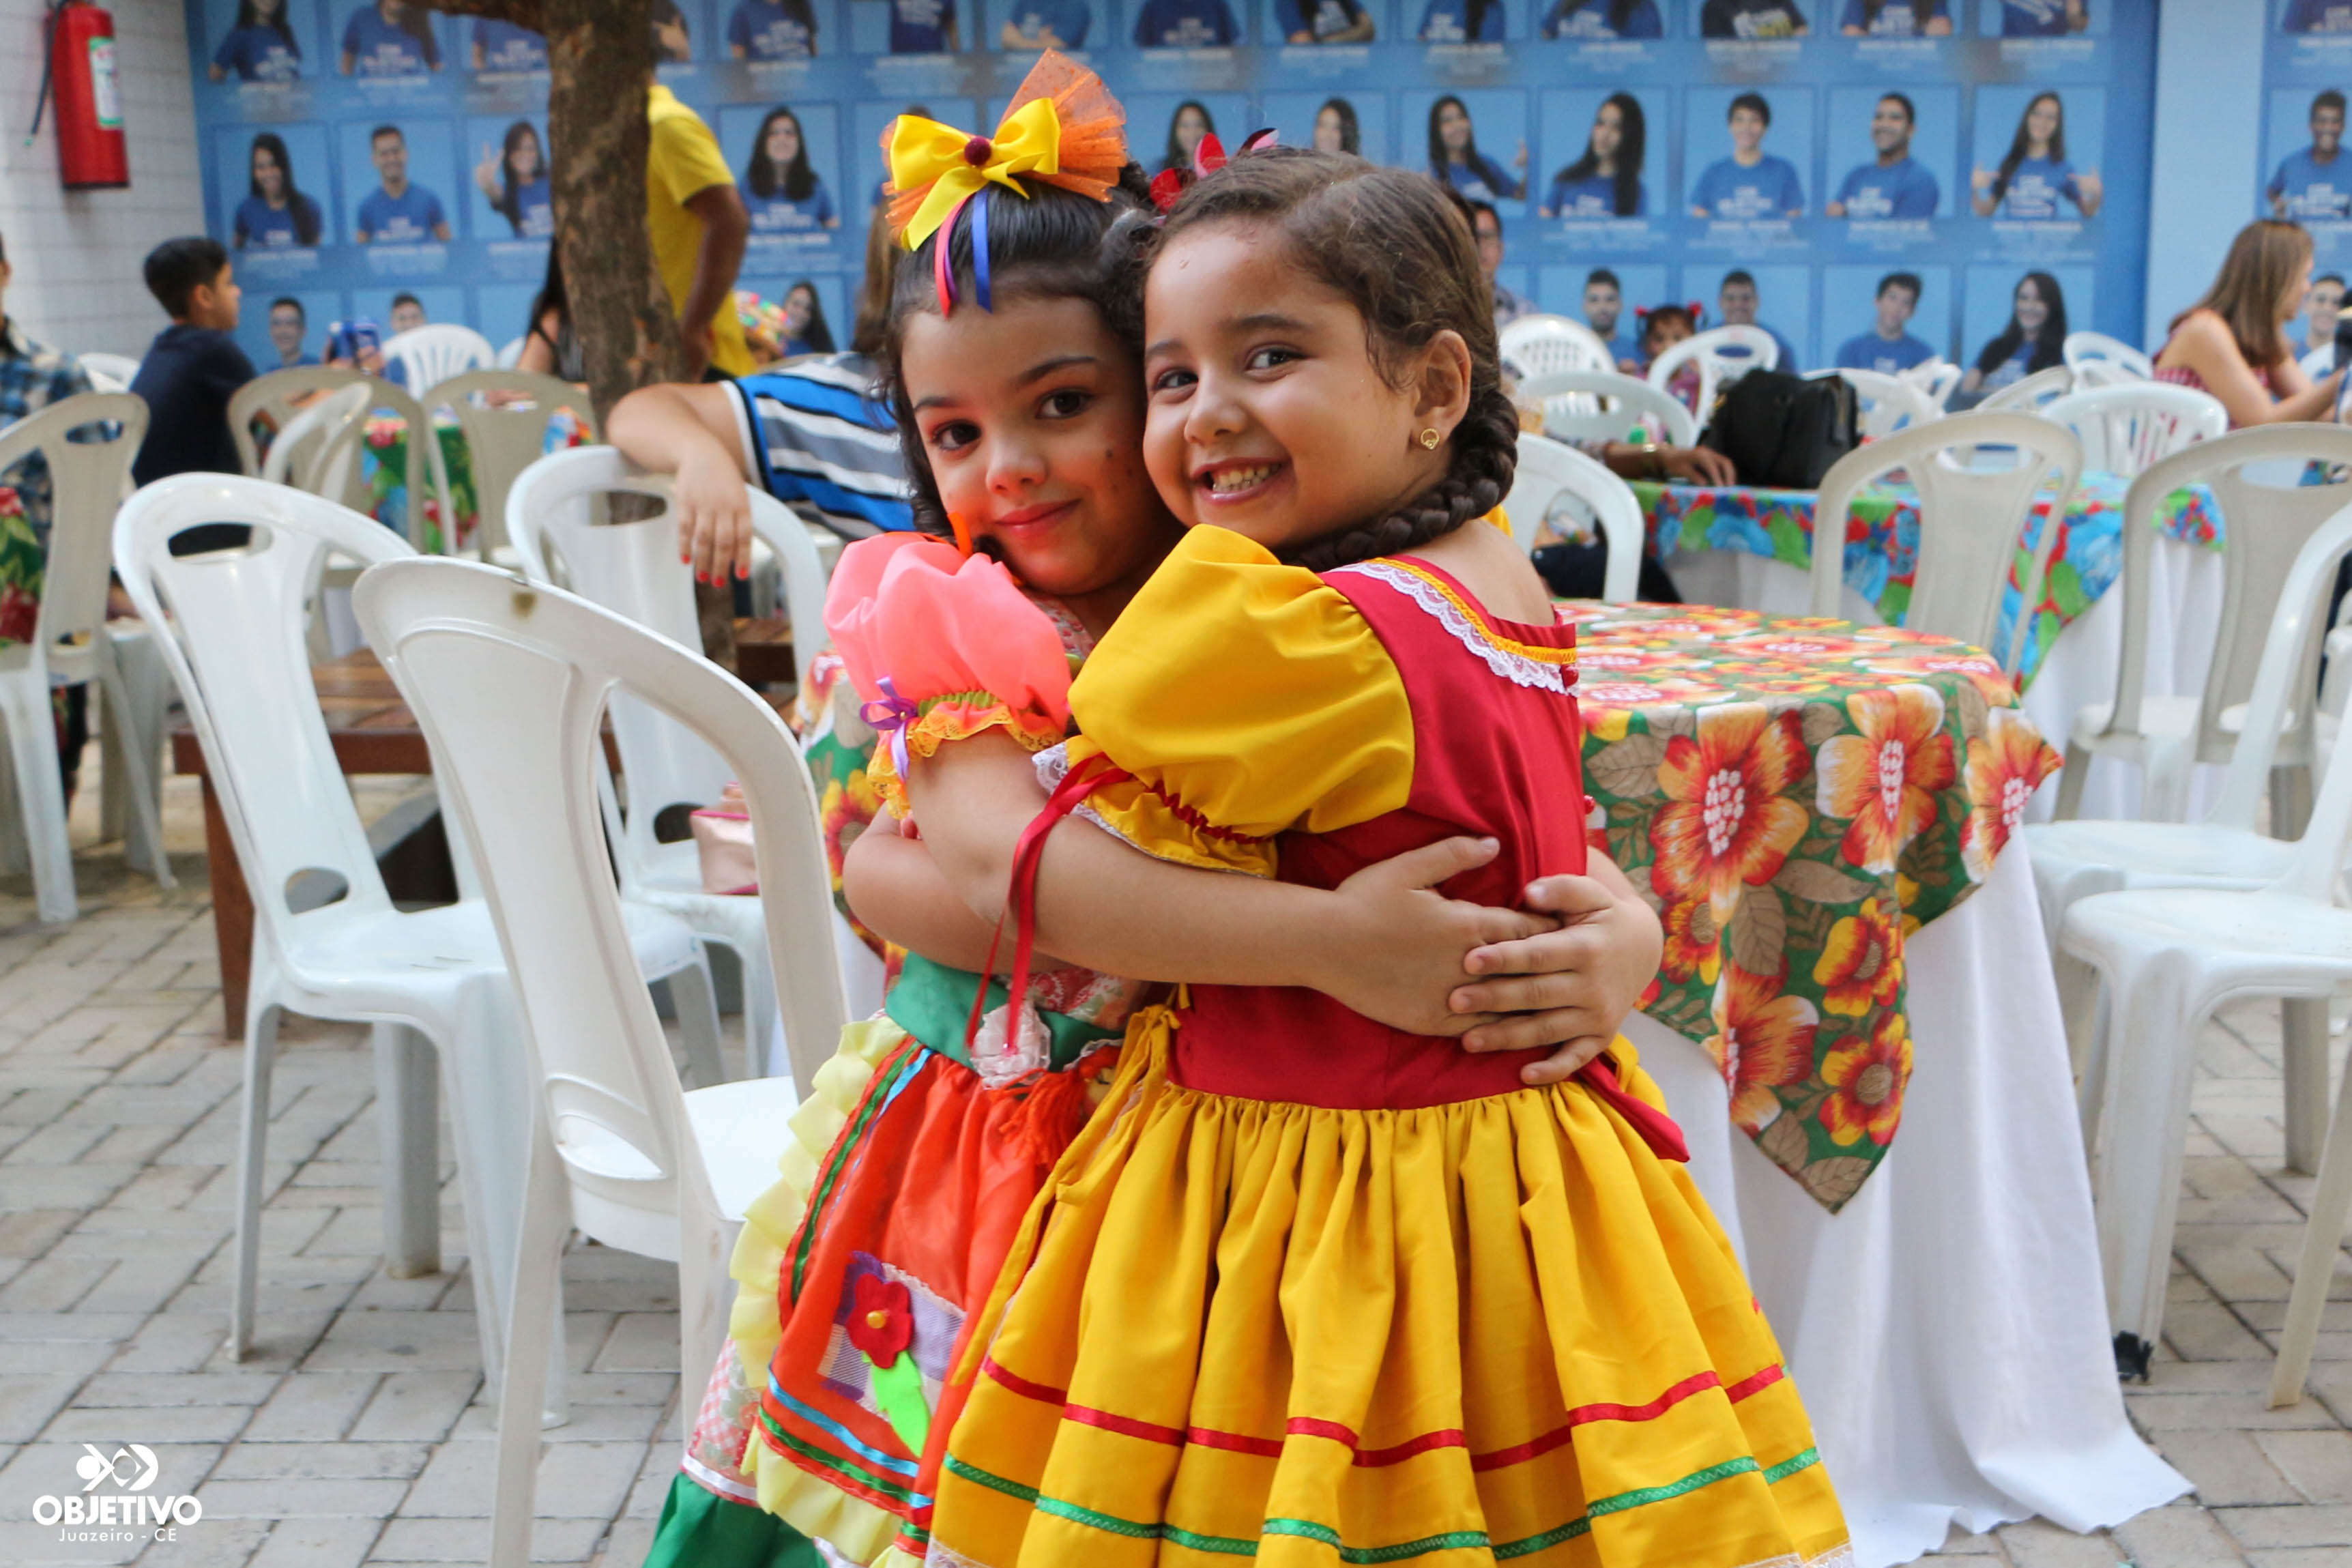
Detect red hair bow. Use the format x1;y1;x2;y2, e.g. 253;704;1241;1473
1150;127;1278;214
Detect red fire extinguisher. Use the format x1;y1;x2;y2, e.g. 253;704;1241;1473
29;1;129;190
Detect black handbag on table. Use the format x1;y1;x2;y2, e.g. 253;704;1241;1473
1698;369;1861;489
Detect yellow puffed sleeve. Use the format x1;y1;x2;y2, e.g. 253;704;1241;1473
1055;526;1415;877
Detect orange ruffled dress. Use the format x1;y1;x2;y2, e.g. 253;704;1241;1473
645;537;1146;1568
925;527;1852;1568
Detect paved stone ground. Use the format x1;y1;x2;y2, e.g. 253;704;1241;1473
3;771;2352;1565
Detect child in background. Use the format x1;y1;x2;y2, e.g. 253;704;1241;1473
1640;300;1705;414
633;64;1657;1568
908;148;1847;1568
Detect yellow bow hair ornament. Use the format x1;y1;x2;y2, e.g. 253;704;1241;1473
888;100;1062;315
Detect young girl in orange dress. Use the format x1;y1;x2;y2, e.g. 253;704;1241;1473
642;60;1670;1568
899;149;1853;1567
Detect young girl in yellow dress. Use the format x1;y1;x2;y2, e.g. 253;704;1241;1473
901;149;1853;1567
642;61;1670;1568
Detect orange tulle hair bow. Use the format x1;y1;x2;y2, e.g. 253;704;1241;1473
882;52;1129;312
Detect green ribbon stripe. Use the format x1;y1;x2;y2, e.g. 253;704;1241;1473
941;1447;1823;1560
884;952;1122;1073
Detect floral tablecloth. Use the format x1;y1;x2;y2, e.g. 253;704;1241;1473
1619;471;2220;687
1570;600;2063;1213
0;485;38;645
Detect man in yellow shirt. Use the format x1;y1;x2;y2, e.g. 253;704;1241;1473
648;79;752;379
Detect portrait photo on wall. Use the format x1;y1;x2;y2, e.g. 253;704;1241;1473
1129;94;1254;175
218;124;332;252
1823;85;1955;220
468;15;549;72
238;288;343;370
2284;0;2352;33
467;116;554;240
340;118;455;246
725;0;828;61
1971;87;2105;222
1698;0;1810;40
1416;0;1511;44
1264;0;1383;47
997;0;1100;49
1537;0;1662;40
1406;90;1530;209
205;0;316;83
1260;93;1391;164
1685;262;1811;371
1835;0;1951;37
1823;263;1951;372
1959;264;2089;400
1979;0;2095;38
721;101;845;246
848;0;964;55
336;0;446;76
1685;87;1813;220
2266;88;2352;222
1540;261;1662;367
738;273;850;357
1130;0;1244;48
1537;88;1663;220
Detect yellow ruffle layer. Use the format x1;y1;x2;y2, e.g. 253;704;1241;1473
869;700;1066;817
721;1015;913;1565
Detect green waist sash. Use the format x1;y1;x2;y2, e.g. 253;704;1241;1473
883;952;1120;1073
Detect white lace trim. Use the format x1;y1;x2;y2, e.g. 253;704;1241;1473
1330;559;1572;695
921;1541;993;1568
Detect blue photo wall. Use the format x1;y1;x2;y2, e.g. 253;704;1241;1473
186;0;2154;372
2263;0;2352;334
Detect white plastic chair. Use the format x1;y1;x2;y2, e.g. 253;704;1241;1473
1977;364;2075;413
1498;314;1616;379
260;383;372;498
418;369;599;566
495;335;526;370
228;365;368;478
1900;358;1962;411
1513;370;1697;450
2038;382;2226;479
2063;330;2153;385
2053;425;2352;824
1646;324;1779;429
1810;411;2083;673
111;474;723;1381
0;394;170;922
78;351;140;393
506;446;848;1076
349;556;845;1568
2030;506;2352;1197
2046;510;2352;1381
1504;433;1643;602
1820;367;1936;438
383;323;497;396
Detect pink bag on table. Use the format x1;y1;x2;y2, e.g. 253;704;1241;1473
689;782;757;895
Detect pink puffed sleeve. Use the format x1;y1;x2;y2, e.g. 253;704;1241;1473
822;534;1077;815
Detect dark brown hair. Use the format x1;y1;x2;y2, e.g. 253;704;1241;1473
1150;146;1518;572
881;169;1156;536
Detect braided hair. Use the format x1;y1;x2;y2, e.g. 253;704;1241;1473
1150;146;1519;572
880;166;1158;537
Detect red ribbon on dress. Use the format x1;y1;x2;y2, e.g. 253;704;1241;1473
1578;1054;1689;1163
966;752;1134;1055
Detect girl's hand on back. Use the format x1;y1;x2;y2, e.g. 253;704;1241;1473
1311;838;1563;1038
1449;858;1666;1084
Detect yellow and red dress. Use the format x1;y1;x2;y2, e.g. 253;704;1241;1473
925;527;1851;1568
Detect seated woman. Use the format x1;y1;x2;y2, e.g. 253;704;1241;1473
2154;219;2344;428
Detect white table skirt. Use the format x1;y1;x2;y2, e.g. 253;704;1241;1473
1635;845;2188;1567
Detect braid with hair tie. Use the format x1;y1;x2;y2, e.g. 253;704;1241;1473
1287;383;1521;574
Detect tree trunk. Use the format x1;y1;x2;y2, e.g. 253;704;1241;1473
427;3;733;665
